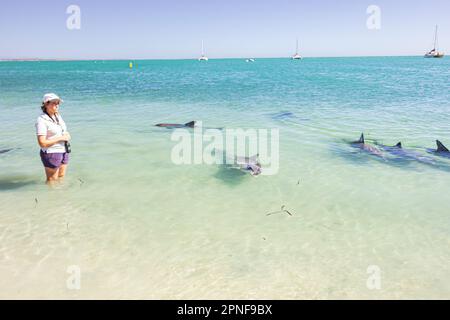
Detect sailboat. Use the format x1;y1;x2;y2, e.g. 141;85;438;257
198;40;209;61
425;25;444;58
291;39;302;60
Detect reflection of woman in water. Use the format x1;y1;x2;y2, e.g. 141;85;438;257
35;93;71;184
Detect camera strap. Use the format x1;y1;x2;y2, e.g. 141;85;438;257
44;112;65;133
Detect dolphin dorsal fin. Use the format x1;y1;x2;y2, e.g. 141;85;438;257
436;140;449;152
247;154;259;163
395;142;402;148
358;133;365;144
185;121;196;128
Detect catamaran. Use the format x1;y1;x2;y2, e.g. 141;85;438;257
291;39;302;60
198;40;209;61
425;25;444;58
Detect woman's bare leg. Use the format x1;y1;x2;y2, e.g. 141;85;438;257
45;167;60;185
58;164;68;179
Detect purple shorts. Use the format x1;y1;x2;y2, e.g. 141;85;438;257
40;150;70;169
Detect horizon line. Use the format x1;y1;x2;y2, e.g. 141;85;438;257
0;54;434;62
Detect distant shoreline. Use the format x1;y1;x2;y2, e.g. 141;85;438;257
0;55;429;62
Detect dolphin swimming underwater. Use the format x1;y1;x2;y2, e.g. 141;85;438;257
378;142;436;165
155;121;196;129
351;133;384;157
0;148;13;154
269;111;308;122
235;154;262;176
271;111;295;120
215;150;262;176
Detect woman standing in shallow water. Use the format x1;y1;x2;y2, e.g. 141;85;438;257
35;93;71;184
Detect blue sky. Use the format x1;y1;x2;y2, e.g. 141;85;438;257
1;0;449;59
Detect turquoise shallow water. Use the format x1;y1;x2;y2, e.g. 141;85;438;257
0;57;449;298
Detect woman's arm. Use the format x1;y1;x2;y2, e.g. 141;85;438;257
37;133;71;148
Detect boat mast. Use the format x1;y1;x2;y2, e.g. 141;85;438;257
434;25;438;51
296;38;299;55
201;40;204;57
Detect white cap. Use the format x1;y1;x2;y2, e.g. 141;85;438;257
42;93;63;103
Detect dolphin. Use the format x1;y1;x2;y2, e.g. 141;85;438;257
430;140;450;158
155;121;196;129
215;150;262;176
377;142;436;165
269;111;308;122
0;148;13;154
351;133;384;157
235;154;262;176
271;111;295;120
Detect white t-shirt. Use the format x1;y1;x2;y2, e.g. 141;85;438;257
35;113;68;153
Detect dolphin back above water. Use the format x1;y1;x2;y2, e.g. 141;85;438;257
379;141;436;165
351;133;383;157
436;140;449;153
432;140;450;158
155;121;196;129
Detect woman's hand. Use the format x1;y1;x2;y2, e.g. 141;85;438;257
37;133;71;148
60;132;71;142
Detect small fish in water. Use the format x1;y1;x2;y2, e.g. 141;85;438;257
266;205;293;216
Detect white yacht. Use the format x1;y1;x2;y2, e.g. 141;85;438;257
198;40;209;61
291;39;302;60
425;25;444;58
